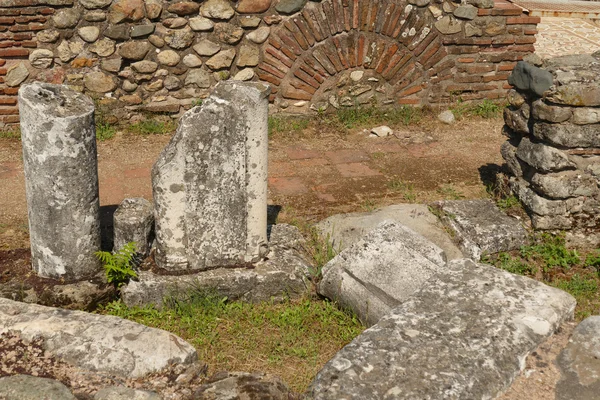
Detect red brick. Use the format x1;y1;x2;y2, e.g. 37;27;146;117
9;23;45;32
359;0;369;31
0;59;5;66
524;28;538;35
375;43;399;74
263;54;288;74
424;48;446;69
259;62;286;79
257;70;282;86
322;0;338;35
332;36;349;69
0;106;18;115
483;72;511;82
492;36;515;45
506;16;540;24
413;30;436;56
281;85;312;101
304;55;329;77
0;17;15;24
0;97;15;105
15;16;46;23
284;20;309;50
455;74;483;83
457;57;476;63
331;0;343;33
313;2;332;38
418;39;441;65
0;115;19;123
356;34;366;65
301;8;324;42
497;62;517;71
278;32;303;56
0;68;6;75
312;48;337;75
477;8;492;16
290;78;317;95
0;48;28;57
491;8;522;16
265;46;293;68
352;0;359;29
382;52;410;80
368;0;378;32
322;41;343;72
20;40;36;47
398;84;424;97
336;162;382;178
294;68;320;89
515;36;536;44
381;3;396;35
397;98;420;105
343;0;351;31
0;87;18;95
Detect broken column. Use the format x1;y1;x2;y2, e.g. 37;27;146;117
18;82;101;280
152;81;271;271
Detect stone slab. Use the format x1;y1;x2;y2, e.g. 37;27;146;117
316;204;463;261
318;221;446;327
0;298;197;378
556;316;600;400
0;375;75;400
122;224;311;307
309;259;576;400
534;122;600;148
432;199;529;260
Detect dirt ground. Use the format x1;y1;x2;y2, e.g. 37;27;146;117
0;115;575;399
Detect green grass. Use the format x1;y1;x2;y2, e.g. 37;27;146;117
335;105;422;129
436;184;465;200
484;233;600;320
387;177;417;202
0;127;20;140
268;116;310;137
101;294;363;392
128;119;175;135
96;122;116;141
451;99;503;120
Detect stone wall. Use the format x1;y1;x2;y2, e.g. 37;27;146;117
0;0;539;127
502;55;600;247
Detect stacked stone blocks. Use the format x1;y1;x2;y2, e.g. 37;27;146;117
502;56;600;246
0;0;539;127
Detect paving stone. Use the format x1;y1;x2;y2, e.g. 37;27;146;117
324;149;369;164
432;199;529;260
94;386;161;400
268;177;308;195
310;258;576;399
335;163;381;178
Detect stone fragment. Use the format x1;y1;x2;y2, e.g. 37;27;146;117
236;44;259;67
202;0;235;19
123;80;138;91
434;15;462;34
263;14;282;24
531;171;598;199
29;49;54;69
533;122;600;148
152;82;271;271
464;22;482;36
119;41;150;60
501;138;525;177
214;22;244;44
53;9;80;28
157;49;181;66
310;258;576;400
164;27;195;49
85;10;106;21
508;61;553;97
350;70;363;82
194;372;296;399
113;198;154;255
0;375;75;400
213;70;230;81
184;68;212;88
237;0;272;13
516;137;575;172
189;16;214;31
37;29;60;43
163;17;188;28
56;41;74;62
556;316;600;400
5;62;29;87
148;34;164;47
95;386;161;400
109;0;145;23
510;178;570;216
85;71;117;93
132;60;158;73
466;0;494;7
120;94;143;104
504;103;530;134
193;39;221;56
131;24;155;37
232;68;254;81
78;26;100;42
428;4;442;18
319;221;446;326
572;107;600;124
164;75;182;89
438;110;455;124
546;84;600;107
80;0;111;8
247;26;270;44
239;15;262;28
123;224;310;305
370;125;392;137
206;48;236;70
0;298;197;378
432;199;529;260
146;79;163;91
18;83;101;280
275;0;307;14
532;99;572;123
89;38;116;57
167;1;200;15
104;24;130;40
408;0;430;5
144;0;163;19
453;4;477;19
182;53;202;67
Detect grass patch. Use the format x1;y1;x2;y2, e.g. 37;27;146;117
484;233;600;320
387;176;417;202
334;105;422;129
451;99;503;120
128;119;175;135
0;127;20;140
436;184;465;200
268;115;311;137
101;294;363;392
96;122;116;141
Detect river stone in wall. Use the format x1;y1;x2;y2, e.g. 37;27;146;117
309;259;576;400
319;220;447;326
0;298;197;378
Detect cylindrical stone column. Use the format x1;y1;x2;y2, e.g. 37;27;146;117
19;82;101;280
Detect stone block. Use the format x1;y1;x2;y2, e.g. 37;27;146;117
0;375;75;400
318;221;447;326
531;170;598;199
508;61;553;97
503;103;530;134
533;122;600;148
152;81;271;271
113;198;154;256
309;259;576;400
18;83;101;280
432;199;528;260
516;137;575;172
532;99;572;123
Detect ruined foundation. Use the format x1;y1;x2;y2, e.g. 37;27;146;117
18;82;101;279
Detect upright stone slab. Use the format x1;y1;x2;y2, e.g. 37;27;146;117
152;81;270;271
113;198;154;256
18;82;101;280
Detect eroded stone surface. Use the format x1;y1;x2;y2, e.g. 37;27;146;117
195;372;298;399
310;259;576;400
113;198;154;255
432;199;528;260
319;221;447;326
0;375;75;400
18;83;101;280
0;298;197;378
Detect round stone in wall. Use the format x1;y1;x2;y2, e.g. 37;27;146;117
52;9;80;29
5;62;29;87
85;10;106;21
163;17;188;29
84;71;117;93
185;69;212;88
80;0;112;9
145;0;163;19
246;26;270;44
123;80;138;92
166;1;200;16
119;41;151;60
164;75;181;90
164;27;195;49
233;68;255;81
201;0;235;20
132;60;159;73
193;40;221;57
205;48;236;70
239;16;261;28
36;29;60;43
183;54;203;68
237;0;272;14
89;38;116;57
29;49;54;69
157;50;181;66
236;44;259;67
214;23;244;45
78;26;100;43
189;16;214;31
148;34;165;48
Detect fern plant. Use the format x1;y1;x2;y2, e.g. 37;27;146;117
95;242;138;287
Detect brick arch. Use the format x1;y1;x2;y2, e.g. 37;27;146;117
257;0;450;107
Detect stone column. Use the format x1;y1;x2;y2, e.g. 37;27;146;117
18;82;101;280
152;81;271;271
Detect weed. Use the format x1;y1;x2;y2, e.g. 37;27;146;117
451;99;503;120
268;116;310;136
436;184;465;200
585;250;600;272
191;99;203;107
495;252;537;276
0;127;21;140
96;122;116;141
554;274;598;298
387;177;417;202
304;228;340;281
496;195;520;211
129;119;175;135
360;198;376;212
334;106;422;129
95;242;138;287
520;233;580;272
